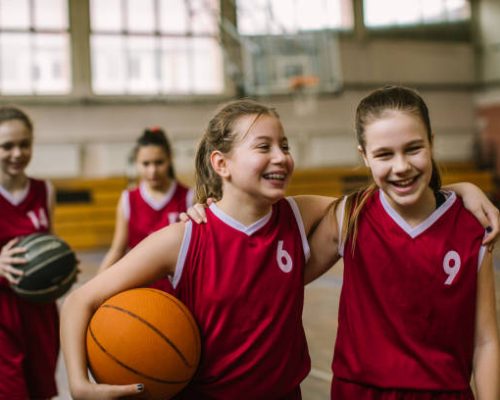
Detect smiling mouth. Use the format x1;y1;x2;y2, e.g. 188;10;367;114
390;176;418;188
263;173;287;181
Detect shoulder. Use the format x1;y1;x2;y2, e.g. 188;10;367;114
290;195;335;235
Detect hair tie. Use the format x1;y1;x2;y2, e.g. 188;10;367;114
149;126;162;133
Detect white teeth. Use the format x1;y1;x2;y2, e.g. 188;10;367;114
264;173;285;180
392;177;415;187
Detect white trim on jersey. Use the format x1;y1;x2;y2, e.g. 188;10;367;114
208;203;272;236
286;197;311;262
379;190;457;239
45;180;54;210
186;188;194;209
338;197;347;258
140;180;177;210
0;179;31;205
478;242;487;271
120;190;130;220
172;220;192;289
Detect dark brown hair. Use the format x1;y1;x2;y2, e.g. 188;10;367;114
132;127;175;178
339;85;441;252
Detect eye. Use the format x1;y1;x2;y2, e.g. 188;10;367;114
281;141;290;152
374;152;392;159
406;145;422;154
0;143;13;151
256;143;270;151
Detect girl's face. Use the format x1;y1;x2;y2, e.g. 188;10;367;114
135;145;171;190
0;119;33;179
221;114;294;205
360;110;434;212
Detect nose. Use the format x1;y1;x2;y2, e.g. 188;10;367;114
11;146;23;158
393;154;411;174
271;146;287;164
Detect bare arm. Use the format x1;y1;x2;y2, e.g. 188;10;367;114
304;204;341;284
97;201;128;274
446;182;499;245
60;222;185;399
292;195;335;235
473;250;500;400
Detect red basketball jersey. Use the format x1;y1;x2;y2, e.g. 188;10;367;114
125;181;192;248
333;190;485;392
0;178;59;398
0;178;51;249
173;198;311;399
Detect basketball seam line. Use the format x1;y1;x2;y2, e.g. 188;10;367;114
13;267;78;295
102;304;194;368
88;325;191;385
143;289;201;355
21;250;75;277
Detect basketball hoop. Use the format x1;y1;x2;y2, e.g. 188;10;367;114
289;75;320;116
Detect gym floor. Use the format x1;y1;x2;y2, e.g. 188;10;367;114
55;246;500;399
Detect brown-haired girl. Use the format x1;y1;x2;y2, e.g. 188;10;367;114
98;127;193;292
307;86;500;399
0;106;59;399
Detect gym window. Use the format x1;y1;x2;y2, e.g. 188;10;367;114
363;0;470;28
0;0;71;95
89;0;224;95
236;0;354;35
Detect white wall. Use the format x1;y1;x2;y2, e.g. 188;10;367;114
17;38;477;178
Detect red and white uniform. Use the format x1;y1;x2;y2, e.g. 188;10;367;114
332;190;485;399
121;181;193;292
0;178;59;399
173;198;311;399
122;181;193;248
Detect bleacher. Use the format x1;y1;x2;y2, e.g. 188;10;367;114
52;163;496;250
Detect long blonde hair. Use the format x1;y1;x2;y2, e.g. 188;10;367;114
194;99;280;203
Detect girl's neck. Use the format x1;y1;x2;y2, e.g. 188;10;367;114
385;188;436;228
0;174;29;192
216;195;274;227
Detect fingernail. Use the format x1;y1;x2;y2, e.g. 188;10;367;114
486;226;493;233
137;384;144;392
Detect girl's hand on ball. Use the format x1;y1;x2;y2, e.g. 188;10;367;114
0;238;26;284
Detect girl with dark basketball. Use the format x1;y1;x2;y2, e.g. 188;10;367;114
0;106;60;399
97;127;193;293
306;86;500;399
60;99;499;400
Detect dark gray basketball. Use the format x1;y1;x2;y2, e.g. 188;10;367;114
11;233;78;302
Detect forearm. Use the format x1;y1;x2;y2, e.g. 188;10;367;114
60;289;96;395
473;339;500;400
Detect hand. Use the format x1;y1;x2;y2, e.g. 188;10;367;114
179;198;213;224
452;182;500;245
0;238;27;285
71;381;144;400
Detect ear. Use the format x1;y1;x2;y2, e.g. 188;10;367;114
358;145;369;168
210;150;230;179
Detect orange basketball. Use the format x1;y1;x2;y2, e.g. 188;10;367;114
86;288;201;399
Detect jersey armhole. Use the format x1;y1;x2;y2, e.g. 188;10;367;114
171;220;192;289
285;197;310;262
337;197;347;258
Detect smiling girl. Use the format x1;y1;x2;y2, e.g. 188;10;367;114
306;86;500;399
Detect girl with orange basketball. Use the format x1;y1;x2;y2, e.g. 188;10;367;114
305;86;499;399
97;127;193;292
0;106;60;399
60;99;499;399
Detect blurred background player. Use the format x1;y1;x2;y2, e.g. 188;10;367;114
0;106;60;399
98;127;193;292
